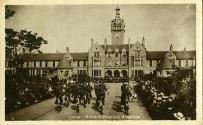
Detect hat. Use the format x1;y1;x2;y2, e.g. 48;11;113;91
174;112;185;120
168;107;173;110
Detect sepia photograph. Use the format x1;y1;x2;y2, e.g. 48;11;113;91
2;1;202;123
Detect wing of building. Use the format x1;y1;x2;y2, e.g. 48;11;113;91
5;6;196;78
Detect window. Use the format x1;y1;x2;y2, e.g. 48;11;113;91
93;70;101;76
178;60;181;66
47;61;53;67
134;50;141;57
55;61;59;67
29;61;34;67
94;51;100;57
36;61;40;67
134;59;141;66
94;59;101;66
79;61;83;67
79;70;86;75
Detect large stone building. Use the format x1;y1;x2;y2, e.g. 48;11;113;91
6;6;196;78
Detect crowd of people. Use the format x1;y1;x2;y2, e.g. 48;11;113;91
6;72;196;120
51;75;109;114
52;75;93;112
5;75;54;113
134;79;195;120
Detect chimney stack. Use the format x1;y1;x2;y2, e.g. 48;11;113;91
91;38;94;47
128;37;131;49
142;36;145;47
170;44;173;51
66;46;69;54
104;38;107;49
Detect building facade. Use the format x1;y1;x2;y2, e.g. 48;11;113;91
6;7;196;78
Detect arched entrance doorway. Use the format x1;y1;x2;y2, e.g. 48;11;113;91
121;70;127;78
114;70;120;78
106;70;112;77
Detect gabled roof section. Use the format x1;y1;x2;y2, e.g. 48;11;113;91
157;57;174;70
57;56;72;69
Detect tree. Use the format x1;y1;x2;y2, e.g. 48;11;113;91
5;6;15;19
5;7;48;77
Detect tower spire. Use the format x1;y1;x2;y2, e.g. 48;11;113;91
111;6;125;45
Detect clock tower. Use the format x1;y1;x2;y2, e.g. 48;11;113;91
111;6;125;45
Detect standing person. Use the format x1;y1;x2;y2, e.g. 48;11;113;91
135;82;142;103
94;80;100;104
87;82;93;98
58;84;64;109
98;81;108;105
120;82;131;115
86;82;93;104
95;81;108;114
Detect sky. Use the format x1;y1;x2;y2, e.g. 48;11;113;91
6;4;196;53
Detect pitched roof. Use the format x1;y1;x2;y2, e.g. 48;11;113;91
21;50;195;61
174;51;196;59
146;51;167;60
70;52;88;60
23;52;88;61
22;53;65;61
146;51;196;60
